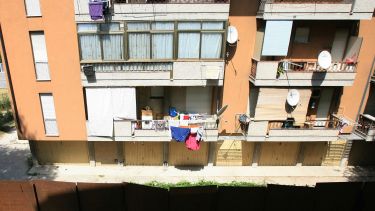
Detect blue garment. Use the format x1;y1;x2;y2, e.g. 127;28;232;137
170;126;190;142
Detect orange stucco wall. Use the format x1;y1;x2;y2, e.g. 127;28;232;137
0;0;87;141
220;0;258;133
340;17;375;124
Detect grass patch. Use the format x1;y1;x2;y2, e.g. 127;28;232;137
144;180;263;189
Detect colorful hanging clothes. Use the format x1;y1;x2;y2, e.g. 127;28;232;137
185;133;200;151
170;126;190;142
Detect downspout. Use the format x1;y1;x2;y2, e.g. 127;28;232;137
0;25;22;138
350;0;357;15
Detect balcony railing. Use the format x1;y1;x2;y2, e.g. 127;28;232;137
355;114;375;141
113;0;229;3
267;115;340;132
266;0;351;3
81;62;173;72
278;60;356;73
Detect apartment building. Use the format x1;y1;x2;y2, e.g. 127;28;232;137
0;0;374;166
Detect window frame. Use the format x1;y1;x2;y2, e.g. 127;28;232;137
39;93;59;137
29;31;51;81
77;20;227;63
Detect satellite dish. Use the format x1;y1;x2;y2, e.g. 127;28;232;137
227;26;238;44
318;51;332;69
287;89;300;107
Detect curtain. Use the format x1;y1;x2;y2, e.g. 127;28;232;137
178;22;201;30
128;33;150;59
127;22;150;30
86;88;113;137
30;32;50;80
201;33;222;59
103;34;123;60
35;62;50;80
111;88;137;120
79;35;101;60
178;33;200;59
77;23;98;32
100;23;120;31
202;22;223;30
152;34;173;59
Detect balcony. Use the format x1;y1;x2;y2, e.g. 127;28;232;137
372;72;375;83
250;59;357;86
113;0;229;3
354;114;375;142
244;116;341;142
74;0;230;21
81;61;224;87
257;0;373;20
113;119;218;141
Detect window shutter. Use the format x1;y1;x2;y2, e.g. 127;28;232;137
40;94;58;135
25;0;41;16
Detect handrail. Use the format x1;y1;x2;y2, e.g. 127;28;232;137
356;114;375;135
113;0;230;3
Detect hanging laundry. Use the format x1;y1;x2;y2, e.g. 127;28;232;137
170;126;190;142
196;127;204;141
185;133;200;151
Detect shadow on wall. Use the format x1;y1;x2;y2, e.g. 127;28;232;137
229;0;259;16
2;181;375;211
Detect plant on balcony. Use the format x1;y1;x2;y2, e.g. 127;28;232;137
276;63;286;79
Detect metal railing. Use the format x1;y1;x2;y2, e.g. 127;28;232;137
113;0;229;3
356;114;375;136
268;115;341;131
81;62;173;72
130;118;218;132
278;61;357;73
267;0;351;3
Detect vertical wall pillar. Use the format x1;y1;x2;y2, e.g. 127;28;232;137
207;142;216;166
117;142;124;166
163;142;169;166
252;142;262;167
88;142;96;166
296;142;305;166
28;141;40;166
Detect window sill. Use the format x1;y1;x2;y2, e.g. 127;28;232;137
36;79;51;82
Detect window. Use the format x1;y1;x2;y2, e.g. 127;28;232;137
40;94;59;136
78;23;123;61
25;0;41;17
30;32;50;80
127;22;174;60
178;22;224;59
77;21;225;61
294;27;310;43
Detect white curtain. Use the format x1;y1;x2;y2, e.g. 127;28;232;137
77;23;98;32
86;88;113;137
152;34;173;59
30;32;50;80
202;22;223;30
103;35;123;60
128;33;150;59
178;22;201;30
100;23;120;31
178;33;200;59
151;22;174;59
201;33;222;59
79;35;101;60
40;94;58;136
127;22;150;30
25;0;41;16
111;88;137;120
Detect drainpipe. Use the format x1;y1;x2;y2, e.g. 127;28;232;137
350;0;357;15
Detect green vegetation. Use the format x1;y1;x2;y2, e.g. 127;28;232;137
144;180;263;189
0;92;14;131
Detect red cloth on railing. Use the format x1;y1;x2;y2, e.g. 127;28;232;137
185;133;200;151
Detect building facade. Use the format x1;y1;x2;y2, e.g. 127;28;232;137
0;0;374;166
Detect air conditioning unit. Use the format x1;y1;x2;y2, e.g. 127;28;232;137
82;65;95;76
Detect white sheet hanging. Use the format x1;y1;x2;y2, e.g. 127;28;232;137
86;88;113;137
111;88;137;120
